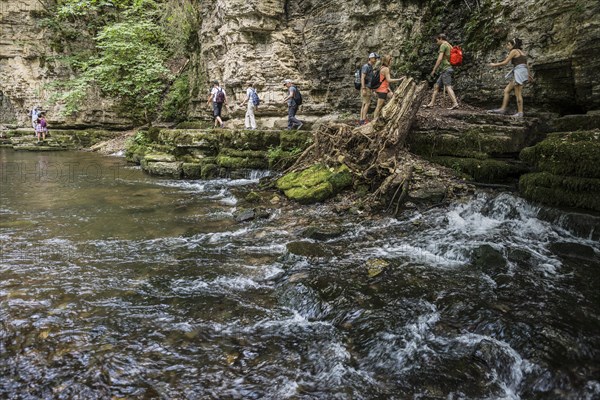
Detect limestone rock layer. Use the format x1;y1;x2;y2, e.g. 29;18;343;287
1;0;599;126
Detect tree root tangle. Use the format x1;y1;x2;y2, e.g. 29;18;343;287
286;77;434;212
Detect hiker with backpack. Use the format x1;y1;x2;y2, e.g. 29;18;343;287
487;38;532;118
282;79;303;130
423;33;460;110
373;55;405;121
359;52;380;125
207;80;227;128
240;82;259;130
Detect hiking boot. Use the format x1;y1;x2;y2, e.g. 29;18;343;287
296;122;303;130
486;108;507;115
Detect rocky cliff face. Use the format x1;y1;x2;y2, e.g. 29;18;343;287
191;0;600;118
0;0;49;125
0;0;131;128
2;0;599;127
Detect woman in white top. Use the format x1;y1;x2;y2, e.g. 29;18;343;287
239;82;258;130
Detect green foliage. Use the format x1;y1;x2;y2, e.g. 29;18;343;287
91;21;173;122
44;0;196;124
48;75;90;116
51;19;173;123
161;74;190;122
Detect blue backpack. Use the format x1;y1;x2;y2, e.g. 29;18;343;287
250;89;260;106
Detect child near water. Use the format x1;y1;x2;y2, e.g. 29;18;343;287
35;114;47;142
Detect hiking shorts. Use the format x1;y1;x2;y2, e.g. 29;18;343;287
212;102;223;118
361;88;371;104
436;68;454;89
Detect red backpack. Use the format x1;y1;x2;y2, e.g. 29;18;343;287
450;45;463;66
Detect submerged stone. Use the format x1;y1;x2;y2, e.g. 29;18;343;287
286;241;332;258
365;258;390;278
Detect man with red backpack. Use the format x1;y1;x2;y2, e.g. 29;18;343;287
423;33;460;110
207;80;227;128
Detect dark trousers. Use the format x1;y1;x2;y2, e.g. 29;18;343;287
287;104;301;129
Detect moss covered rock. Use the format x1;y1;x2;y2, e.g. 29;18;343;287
519;172;600;211
175;121;213;129
430;156;527;183
201;164;219;179
182;163;202;179
519;130;600;178
143;161;183;178
276;164;353;204
279;130;312;150
216;155;268;169
408;128;525;159
218;130;280;150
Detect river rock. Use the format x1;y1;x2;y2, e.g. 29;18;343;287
365;258;390;278
300;226;345;241
286;241;332;258
549;242;597;261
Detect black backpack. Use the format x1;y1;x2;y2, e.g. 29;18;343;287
293;86;303;106
366;66;382;89
354;68;361;90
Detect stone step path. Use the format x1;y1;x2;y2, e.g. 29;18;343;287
406;107;547;183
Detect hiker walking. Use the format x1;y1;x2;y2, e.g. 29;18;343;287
487;38;532;118
207;80;227;128
423;34;459;110
240;82;258;130
373;55;405;121
359;52;380;125
282;79;303;130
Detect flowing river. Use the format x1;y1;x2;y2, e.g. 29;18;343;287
1;148;599;399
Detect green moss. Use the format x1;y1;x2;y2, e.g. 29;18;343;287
216;155;268;169
279;130;312;150
408;130;517;159
182;163;201;179
200;164;219;179
175;121;213;129
519;130;600;178
245;191;261;203
219;148;267;159
161;73;190;123
431;156;526;183
276;164;353;204
519;172;600;211
125;143;151;164
284;182;334;204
